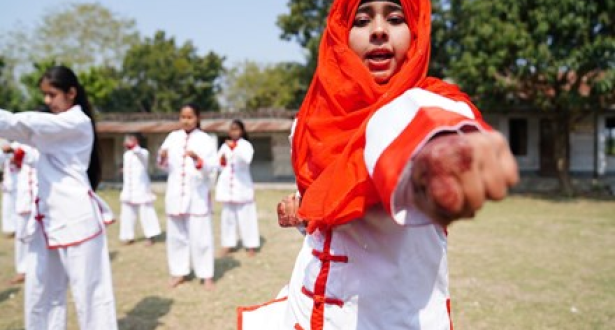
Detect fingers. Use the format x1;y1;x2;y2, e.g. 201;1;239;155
412;131;520;225
277;193;304;228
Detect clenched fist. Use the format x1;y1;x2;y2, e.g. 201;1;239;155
277;193;306;228
411;131;519;227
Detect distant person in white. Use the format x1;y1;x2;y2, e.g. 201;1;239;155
158;104;217;290
215;119;260;257
1;143;18;237
0;66;117;330
3;142;39;285
119;133;161;246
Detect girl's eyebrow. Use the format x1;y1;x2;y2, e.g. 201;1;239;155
356;4;403;15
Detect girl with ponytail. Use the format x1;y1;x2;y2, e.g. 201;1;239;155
0;65;118;330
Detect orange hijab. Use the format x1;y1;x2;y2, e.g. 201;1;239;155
292;0;479;233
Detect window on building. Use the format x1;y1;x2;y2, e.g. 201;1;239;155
607;118;615;156
251;137;273;162
509;118;528;156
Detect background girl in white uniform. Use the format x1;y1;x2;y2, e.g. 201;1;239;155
120;133;161;245
158;104;217;290
215;120;260;257
0;66;117;330
1;143;18;237
5;142;39;285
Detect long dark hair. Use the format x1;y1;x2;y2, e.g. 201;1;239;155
182;103;201;129
39;66;102;190
231;119;249;141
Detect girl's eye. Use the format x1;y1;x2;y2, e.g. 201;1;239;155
388;15;406;25
353;16;371;27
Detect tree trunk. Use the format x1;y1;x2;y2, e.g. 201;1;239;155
553;111;574;196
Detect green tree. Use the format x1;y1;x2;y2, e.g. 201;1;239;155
222;61;306;111
444;0;615;195
0;57;24;111
19;59;61;110
120;31;225;113
277;0;331;80
1;3;139;72
80;66;122;112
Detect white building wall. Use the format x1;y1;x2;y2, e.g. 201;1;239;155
483;114;540;172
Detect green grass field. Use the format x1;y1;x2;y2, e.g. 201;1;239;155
0;190;614;329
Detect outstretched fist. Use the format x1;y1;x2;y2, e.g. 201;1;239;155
411;131;519;227
277;193;306;228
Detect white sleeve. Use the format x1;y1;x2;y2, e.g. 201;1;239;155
157;134;172;170
234;142;254;165
195;135;218;173
133;146;149;166
0;110;34;144
0;109;86;146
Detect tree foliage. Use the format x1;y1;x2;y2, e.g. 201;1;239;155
445;0;614;110
222;61;306;111
443;0;615;194
1;3;139;72
0;57;24;111
118;31;225;113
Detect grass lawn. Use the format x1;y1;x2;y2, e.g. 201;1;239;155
0;189;613;329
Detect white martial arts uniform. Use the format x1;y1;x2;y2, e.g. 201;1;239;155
0;105;118;330
159;129;217;279
12;142;39;275
1;150;18;234
215;139;260;249
119;145;161;241
239;89;487;330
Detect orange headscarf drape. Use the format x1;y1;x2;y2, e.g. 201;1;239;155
292;0;478;233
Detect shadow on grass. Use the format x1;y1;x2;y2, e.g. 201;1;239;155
109;250;119;262
118;296;173;330
214;257;241;281
0;287;20;304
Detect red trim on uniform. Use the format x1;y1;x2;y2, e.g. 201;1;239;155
13;147;25;169
35;192;107;249
47;228;103;249
301;286;344;307
310;230;338;329
295;324;305;330
237;296;288;330
195;157;204;170
312;249;349;263
447;298;454;330
372;108;488;215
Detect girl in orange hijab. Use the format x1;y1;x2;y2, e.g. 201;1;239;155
239;0;518;329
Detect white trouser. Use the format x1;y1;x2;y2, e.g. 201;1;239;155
15;212;30;274
25;227;118;330
119;202;161;241
2;191;16;234
220;202;260;249
166;214;214;279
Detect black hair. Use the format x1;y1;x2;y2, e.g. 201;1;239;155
231;119;249;141
181;103;201;129
126;132;145;146
39;65;102;190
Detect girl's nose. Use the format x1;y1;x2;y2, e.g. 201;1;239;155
44;95;52;105
370;17;389;43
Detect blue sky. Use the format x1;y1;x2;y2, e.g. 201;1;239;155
0;0;306;65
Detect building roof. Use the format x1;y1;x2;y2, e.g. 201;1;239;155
97;110;296;134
